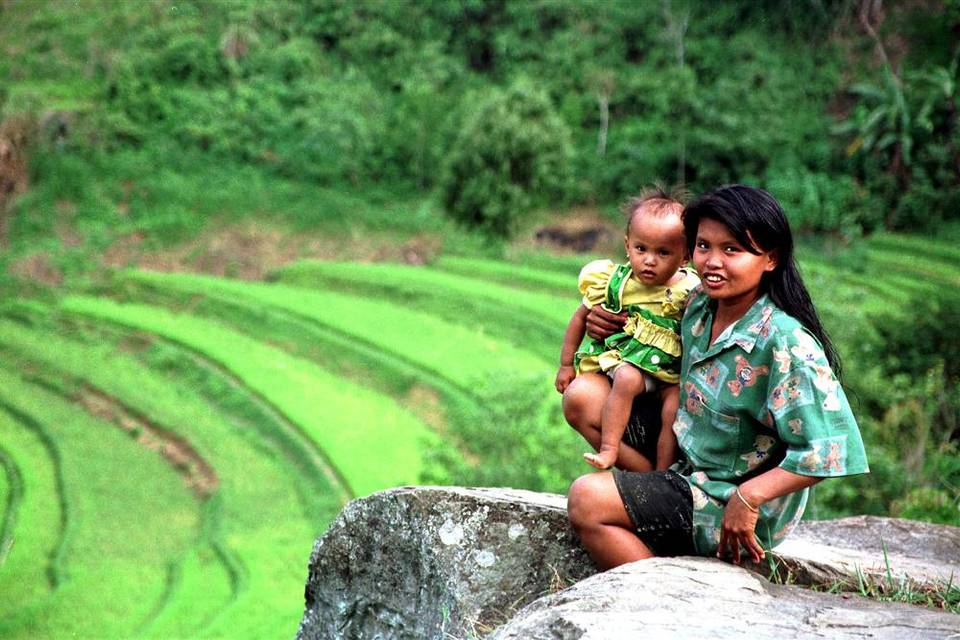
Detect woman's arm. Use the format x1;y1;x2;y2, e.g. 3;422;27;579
584;305;628;341
555;305;590;393
718;468;823;564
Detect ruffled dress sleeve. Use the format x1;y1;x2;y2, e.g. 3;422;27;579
577;259;616;309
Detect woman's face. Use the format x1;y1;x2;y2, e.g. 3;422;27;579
693;218;777;308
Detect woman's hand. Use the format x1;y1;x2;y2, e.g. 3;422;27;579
716;470;821;565
584;306;628;340
555;365;576;393
717;490;764;565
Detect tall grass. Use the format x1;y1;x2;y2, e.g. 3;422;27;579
0;370;199;640
62;295;439;496
0;315;338;637
0;412;61;619
275;260;576;362
124;270;553;389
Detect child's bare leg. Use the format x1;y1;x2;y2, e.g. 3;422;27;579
584;365;649;470
655;384;680;471
563;373;654;471
573;422;654;473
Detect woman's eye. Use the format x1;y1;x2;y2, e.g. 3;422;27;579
695;241;708;250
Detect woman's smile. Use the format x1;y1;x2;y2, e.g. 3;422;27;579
701;272;726;286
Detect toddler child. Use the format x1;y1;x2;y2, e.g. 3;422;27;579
556;189;700;470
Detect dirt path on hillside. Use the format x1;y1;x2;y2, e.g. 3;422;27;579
77;387;219;499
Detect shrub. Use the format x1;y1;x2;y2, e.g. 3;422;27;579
873;292;960;386
848;290;960;523
889;172;960;232
764;167;882;235
423;373;583;494
439;80;573;238
893;485;959;526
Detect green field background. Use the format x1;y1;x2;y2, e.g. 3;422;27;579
1;1;958;637
2;240;958;637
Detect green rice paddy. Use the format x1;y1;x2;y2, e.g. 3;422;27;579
0;231;951;637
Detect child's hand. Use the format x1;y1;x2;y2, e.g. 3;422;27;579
555;365;576;393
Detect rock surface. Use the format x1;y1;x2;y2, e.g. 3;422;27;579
772;515;960;592
490;556;960;640
296;487;594;640
297;487;960;639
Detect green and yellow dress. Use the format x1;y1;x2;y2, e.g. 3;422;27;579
574;259;700;384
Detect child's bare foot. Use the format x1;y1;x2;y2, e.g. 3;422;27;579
583;449;617;469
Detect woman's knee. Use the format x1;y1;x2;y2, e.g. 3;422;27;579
562;375;606;428
567;473;609;530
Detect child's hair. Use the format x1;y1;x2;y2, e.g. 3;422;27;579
621;183;691;232
683;184;842;378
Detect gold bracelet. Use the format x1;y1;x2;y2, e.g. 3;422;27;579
735;487;760;513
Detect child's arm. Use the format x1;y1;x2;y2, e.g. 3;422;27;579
555;304;590;393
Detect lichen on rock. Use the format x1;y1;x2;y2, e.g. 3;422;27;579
296;487;594;639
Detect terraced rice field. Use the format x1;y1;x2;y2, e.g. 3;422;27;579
0;232;949;638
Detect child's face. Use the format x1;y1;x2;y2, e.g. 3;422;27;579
624;208;687;287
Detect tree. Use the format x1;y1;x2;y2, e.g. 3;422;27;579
439;80;572;238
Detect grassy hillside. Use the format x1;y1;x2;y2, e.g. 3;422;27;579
1;1;958;637
2;227;959;635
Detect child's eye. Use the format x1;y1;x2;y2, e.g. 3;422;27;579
695;240;708;250
659;250;671;257
724;245;740;253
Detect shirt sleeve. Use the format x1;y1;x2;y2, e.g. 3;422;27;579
577;259;616;309
765;326;869;477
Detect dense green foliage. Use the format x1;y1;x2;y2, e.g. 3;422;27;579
2;0;958;253
1;1;958;637
439;80;572;236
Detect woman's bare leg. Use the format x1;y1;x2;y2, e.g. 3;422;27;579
562;373;653;472
655;384;680;470
567;472;654;569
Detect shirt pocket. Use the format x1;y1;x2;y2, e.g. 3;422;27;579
687;401;742;473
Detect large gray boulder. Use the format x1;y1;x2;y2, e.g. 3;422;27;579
296;487;595;640
774;516;960;593
297;487;960;639
490;556;960;639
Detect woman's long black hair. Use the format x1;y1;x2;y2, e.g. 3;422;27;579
683;184;842;379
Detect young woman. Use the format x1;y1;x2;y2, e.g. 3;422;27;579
564;185;869;567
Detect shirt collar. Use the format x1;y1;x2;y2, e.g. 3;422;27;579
695;293;776;359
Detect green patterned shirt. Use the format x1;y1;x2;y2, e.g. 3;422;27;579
673;291;869;555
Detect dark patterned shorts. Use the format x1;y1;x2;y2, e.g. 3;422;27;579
613;469;695;557
621;393;662;464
